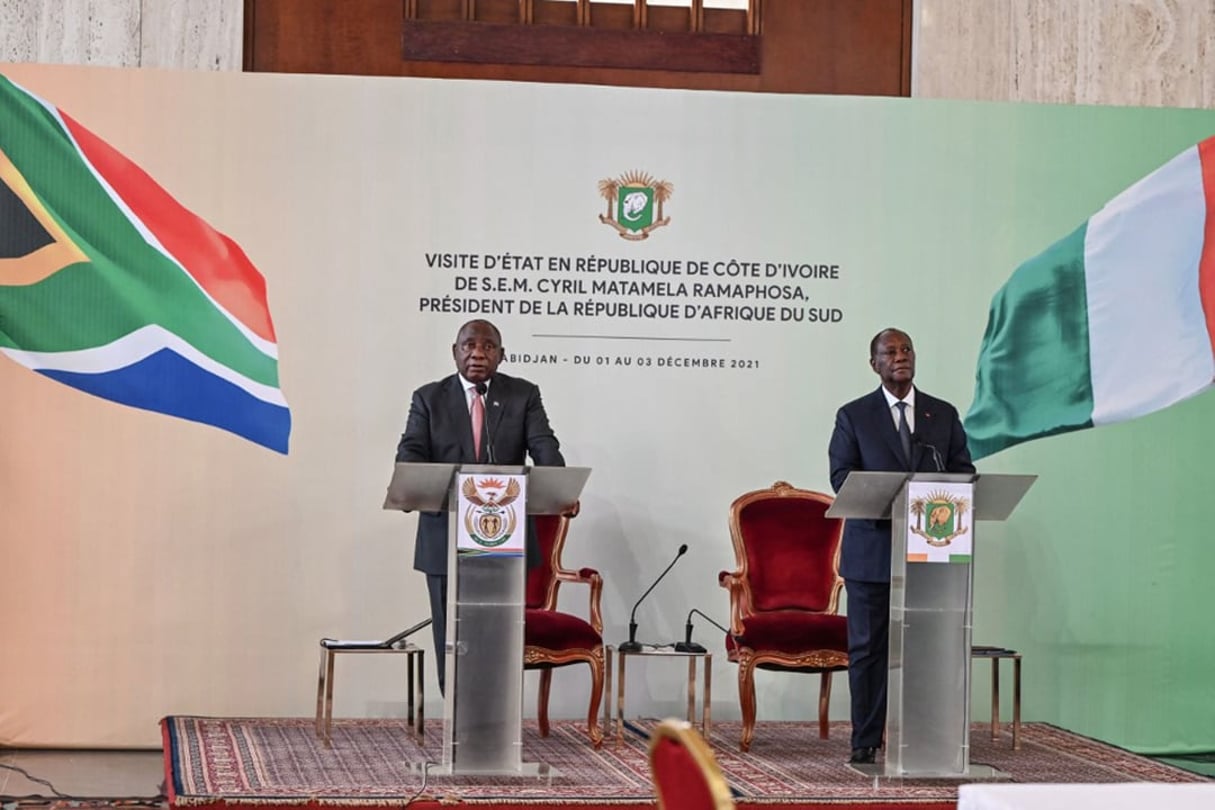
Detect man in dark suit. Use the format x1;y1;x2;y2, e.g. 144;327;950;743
827;327;975;765
396;319;565;693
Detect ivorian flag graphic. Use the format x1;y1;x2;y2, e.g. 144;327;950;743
0;75;290;453
965;136;1215;460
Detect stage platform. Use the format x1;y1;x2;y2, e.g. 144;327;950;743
162;716;1206;810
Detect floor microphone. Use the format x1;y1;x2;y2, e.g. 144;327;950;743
618;544;688;653
675;608;731;653
474;381;496;464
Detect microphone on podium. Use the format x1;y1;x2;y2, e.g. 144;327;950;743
914;436;944;472
675;608;731;653
618;544;688;654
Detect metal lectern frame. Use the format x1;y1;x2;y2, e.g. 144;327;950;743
385;462;590;776
828;471;1035;779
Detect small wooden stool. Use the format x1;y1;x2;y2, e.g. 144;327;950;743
315;638;425;746
972;645;1021;750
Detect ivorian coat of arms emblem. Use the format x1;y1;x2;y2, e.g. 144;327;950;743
597;170;673;240
909;490;971;547
461;476;521;548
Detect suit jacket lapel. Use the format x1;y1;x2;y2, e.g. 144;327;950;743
446;376;477;462
914;395;939;471
485;375;508;457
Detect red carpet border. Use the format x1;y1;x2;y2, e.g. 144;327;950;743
161;717;1206;807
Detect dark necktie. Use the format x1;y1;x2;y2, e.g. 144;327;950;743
896;401;912;463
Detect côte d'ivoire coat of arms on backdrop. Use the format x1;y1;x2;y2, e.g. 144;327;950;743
597;170;673;240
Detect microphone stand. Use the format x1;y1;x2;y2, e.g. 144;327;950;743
675;608;731;653
618;544;688;653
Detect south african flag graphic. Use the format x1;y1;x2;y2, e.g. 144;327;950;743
0;74;290;453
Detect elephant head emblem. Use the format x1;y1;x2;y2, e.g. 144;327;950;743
928;504;952;530
621;191;649;221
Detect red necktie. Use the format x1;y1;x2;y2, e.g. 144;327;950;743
470;390;485;461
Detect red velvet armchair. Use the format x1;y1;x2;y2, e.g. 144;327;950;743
648;718;734;810
524;506;605;748
718;481;848;752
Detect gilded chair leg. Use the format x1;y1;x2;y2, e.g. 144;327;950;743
818;671;833;739
738;657;757;752
586;656;605;749
538;669;553;737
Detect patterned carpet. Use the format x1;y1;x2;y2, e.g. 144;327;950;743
162;716;1206;807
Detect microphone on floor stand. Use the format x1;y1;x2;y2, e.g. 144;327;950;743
618;544;688;654
675;608;731;653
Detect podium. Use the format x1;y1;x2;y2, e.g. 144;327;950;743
385;462;591;775
827;471;1035;778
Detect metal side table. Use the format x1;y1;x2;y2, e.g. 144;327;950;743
315;638;425;746
611;646;711;746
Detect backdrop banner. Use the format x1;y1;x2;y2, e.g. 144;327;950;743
1;63;1212;753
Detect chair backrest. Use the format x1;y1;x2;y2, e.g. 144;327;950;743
525;511;571;610
728;481;843;615
648;718;734;810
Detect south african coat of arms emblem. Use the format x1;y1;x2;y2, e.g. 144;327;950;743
461;476;521;548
